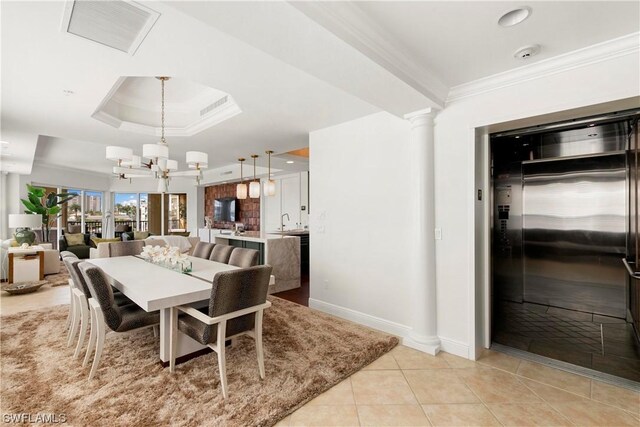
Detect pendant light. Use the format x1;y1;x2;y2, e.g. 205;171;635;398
236;158;247;199
263;150;276;196
249;154;260;198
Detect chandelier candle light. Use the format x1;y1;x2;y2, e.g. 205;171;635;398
106;76;208;192
249;154;260;199
236;158;247;200
264;150;276;196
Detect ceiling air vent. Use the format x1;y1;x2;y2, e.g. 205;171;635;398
61;0;160;55
200;96;229;117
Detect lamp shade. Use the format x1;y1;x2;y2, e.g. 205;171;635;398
9;214;41;229
249;181;261;198
143;143;169;160
263;179;276;196
106;146;133;162
165;159;178;171
186;151;208;168
236;183;247;199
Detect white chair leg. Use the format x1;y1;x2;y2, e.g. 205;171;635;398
217;321;228;399
169;307;177;373
88;306;106;380
255;310;265;380
67;293;81;347
73;293;89;358
153;324;159;338
83;304;97;368
65;279;74;330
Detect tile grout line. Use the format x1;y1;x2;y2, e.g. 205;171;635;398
514;375;579;426
349;377;363;427
392;349;434;426
451;365;506;426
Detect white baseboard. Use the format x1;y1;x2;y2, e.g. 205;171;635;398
439;337;470;359
308;298;470;359
309;298;411;338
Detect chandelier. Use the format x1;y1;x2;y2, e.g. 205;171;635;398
106;77;208;192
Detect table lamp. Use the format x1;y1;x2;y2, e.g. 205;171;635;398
8;214;42;245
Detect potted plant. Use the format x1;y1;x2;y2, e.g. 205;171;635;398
20;185;76;243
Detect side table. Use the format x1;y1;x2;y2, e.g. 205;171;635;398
8;246;44;284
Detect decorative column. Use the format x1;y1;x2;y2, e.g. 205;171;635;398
404;107;440;355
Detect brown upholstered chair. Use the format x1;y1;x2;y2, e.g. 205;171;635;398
169;265;273;398
78;262;159;379
228;247;259;268
209;244;234;264
108;240;145;257
192;242;216;259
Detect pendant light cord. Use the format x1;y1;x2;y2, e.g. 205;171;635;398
160;78;166;144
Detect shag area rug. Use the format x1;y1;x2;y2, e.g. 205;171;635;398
1;296;398;426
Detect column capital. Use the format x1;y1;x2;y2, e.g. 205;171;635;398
404;107;439;126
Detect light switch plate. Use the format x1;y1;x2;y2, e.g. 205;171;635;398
435;228;442;240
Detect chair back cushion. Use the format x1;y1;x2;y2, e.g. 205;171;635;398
192;242;216;259
114;224;132;233
108;241;145;257
228;247;260;268
63;258;91;297
65;233;86;246
78;262;122;331
209;265;273;338
60;251;79;259
209;244;234;264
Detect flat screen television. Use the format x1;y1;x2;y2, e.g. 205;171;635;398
213;197;237;222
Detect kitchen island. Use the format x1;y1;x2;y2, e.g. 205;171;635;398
198;228;301;293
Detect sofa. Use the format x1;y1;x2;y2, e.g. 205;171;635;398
90;236;200;259
58;232;92;259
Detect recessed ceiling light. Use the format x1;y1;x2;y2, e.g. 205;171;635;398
286;160;294;164
513;44;540;60
498;7;531;27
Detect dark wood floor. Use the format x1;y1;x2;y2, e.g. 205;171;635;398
272;274;309;307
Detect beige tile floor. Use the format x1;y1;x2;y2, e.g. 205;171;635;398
2;285;639;426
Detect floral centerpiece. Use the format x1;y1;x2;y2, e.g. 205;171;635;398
140;245;192;273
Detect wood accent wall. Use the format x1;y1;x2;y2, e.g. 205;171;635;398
204;182;260;231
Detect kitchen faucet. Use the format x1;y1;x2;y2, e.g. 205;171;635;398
281;213;290;231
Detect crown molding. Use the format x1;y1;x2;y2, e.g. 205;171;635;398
447;32;640;104
290;1;447;107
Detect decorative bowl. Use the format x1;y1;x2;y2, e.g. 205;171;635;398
2;281;47;295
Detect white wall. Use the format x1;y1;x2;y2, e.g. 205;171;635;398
308;47;639;359
309;112;415;332
434;48;640;358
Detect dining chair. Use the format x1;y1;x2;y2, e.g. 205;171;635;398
64;258;134;359
78;262;160;380
108;241;145;257
169;265;273;398
192;242;216;259
228;247;260;268
61;251;79;330
209;244;234;264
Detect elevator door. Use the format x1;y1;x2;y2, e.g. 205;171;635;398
522;153;627;318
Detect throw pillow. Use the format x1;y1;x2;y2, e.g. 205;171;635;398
65;233;85;246
134;231;150;240
90;237;121;248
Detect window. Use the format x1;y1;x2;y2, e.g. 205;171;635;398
84;191;102;235
113;192;149;232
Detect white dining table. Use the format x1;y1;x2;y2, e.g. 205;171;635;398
88;255;238;362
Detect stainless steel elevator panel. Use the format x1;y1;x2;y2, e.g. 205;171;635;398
493;162;524;302
522;153;627;318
